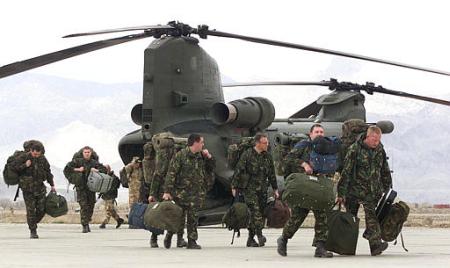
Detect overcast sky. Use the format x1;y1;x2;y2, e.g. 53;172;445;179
1;0;449;94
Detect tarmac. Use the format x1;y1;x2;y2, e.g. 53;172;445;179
1;224;449;268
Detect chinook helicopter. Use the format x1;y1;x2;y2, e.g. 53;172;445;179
1;21;449;225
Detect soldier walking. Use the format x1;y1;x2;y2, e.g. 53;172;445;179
337;126;392;256
277;124;333;257
99;165;124;229
125;157;143;210
10;141;55;238
64;146;107;233
232;133;279;247
162;134;215;249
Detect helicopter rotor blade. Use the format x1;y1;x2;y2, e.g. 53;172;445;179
204;29;450;77
222;81;330;87
63;25;173;38
0;32;153;79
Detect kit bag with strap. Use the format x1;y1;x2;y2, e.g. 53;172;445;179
380;201;410;246
264;198;290;228
141;202;165;235
3;151;25;186
326;204;360;255
45;192;68;217
222;192;250;244
128;202;148;229
282;172;335;210
227;137;255;169
87;171;114;193
144;201;184;233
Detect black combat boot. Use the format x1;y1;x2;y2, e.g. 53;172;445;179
164;232;173;249
99;223;106;229
150;233;159;248
30;229;39;239
187;239;202;249
116;218;124;229
256;230;266;247
277;236;288;256
82;224;89;233
177;234;188;248
314;241;333;258
246;231;259;247
370;241;388;256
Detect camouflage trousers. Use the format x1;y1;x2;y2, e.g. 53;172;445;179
169;202;196;240
243;190;267;235
128;181;141;208
346;197;382;246
76;187;96;225
22;187;46;230
282;206;328;245
102;199;120;224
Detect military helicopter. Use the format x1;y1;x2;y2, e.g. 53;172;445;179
1;21;449;225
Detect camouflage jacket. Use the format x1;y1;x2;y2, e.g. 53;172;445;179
11;152;54;192
231;147;278;192
65;157;107;189
337;138;392;201
163;147;215;206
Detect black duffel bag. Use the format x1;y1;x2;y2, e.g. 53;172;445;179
326;204;359;255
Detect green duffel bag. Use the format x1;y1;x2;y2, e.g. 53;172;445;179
45;192;68;217
144;201;183;233
282;172;335;210
63;165;83;187
326;206;360;255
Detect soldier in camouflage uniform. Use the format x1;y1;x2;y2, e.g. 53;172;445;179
65;146;107;233
125;157;143;210
337;126;392;256
277;124;333;258
99;165;124;229
10;142;55;239
162;134;215;249
232;133;279;247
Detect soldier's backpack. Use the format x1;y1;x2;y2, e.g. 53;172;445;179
227;137;255;169
340;119;368;165
87;170;115;193
142;141;156;185
282;172;335;210
144;201;184;233
380;201;410;251
264;198;290;228
45;192;68;217
72;148;99;161
63;165;83;187
23;140;45;153
326;204;360;255
119;167;129;188
273;132;309;176
128;202;149;229
294;136;341;175
3;151;25;186
222;192;250;244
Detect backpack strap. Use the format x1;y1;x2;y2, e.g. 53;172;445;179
13;186;20;201
393;232;408;252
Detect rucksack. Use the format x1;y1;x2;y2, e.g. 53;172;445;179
63;165;83;187
380;201;410;249
142;142;156;185
273;132;308;176
119;167;129;188
3;151;25;186
264;198;290;228
23;140;45;153
45;192;68;217
227;137;255;169
295;136;341;174
340;119;368;162
222;193;250;244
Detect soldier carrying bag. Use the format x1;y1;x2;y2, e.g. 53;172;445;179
222;191;250;244
45;192;68;217
326;203;360;255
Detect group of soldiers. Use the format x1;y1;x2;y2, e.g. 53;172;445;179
7;125;391;257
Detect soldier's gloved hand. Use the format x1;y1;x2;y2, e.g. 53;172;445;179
51;186;56;192
148;196;157;203
162;193;172;201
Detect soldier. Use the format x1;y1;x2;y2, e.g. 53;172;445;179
277;124;333;257
10;142;55;238
337;125;392;256
231;133;279;247
162;134;215;249
125;156;143;210
65;146;107;233
147;137;186;248
99;165;124;229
